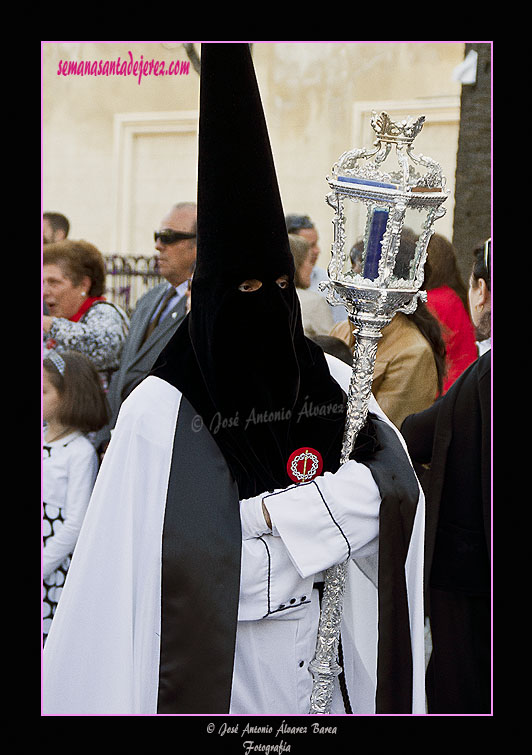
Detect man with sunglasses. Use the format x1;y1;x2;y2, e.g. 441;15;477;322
93;202;197;455
153;204;197;289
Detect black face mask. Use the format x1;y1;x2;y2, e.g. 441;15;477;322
187;269;301;496
196;274;298;417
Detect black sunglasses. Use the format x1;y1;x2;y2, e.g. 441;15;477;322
154;230;196;245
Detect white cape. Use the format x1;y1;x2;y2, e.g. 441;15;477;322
42;354;425;715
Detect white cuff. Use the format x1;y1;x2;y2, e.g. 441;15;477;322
240;494;272;540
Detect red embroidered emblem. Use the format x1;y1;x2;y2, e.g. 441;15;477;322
287;447;323;483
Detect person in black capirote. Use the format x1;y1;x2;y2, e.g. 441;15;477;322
43;43;427;717
401;238;492;714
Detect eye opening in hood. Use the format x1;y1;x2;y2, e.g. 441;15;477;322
238;279;262;293
237;274;290;293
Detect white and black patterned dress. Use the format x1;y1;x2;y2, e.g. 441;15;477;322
42;430;99;640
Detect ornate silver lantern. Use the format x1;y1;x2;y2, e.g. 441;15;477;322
308;111;448;714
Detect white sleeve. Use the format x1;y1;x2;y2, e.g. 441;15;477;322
43;444;98;579
238;459;380;621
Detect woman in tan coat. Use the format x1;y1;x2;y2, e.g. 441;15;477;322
330;309;444;429
330;236;446;429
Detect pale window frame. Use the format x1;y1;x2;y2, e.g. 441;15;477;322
111;110;198;252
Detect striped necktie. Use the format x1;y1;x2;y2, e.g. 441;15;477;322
141;288;176;345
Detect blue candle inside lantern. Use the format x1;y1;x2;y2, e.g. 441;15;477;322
363;208;388;280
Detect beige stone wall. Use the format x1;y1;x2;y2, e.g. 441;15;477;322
42;41;464;271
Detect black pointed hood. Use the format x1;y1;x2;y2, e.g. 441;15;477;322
193;43;295;290
152;43;345;498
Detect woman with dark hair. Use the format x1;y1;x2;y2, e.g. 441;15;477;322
423;233;478;392
401;238;491;713
43;240;129;390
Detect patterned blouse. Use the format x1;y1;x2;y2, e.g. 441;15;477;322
43;301;130;391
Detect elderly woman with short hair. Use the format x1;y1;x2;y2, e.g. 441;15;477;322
43;240;129;390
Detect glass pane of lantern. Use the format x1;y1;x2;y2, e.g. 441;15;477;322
340;198;366;278
391;207;426;282
392;229;416;280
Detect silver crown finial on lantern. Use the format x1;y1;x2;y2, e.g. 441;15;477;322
308;111;448;715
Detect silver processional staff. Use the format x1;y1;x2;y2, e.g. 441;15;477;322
308;110;449;715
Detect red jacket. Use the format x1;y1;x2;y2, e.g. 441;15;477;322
426;285;478;393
